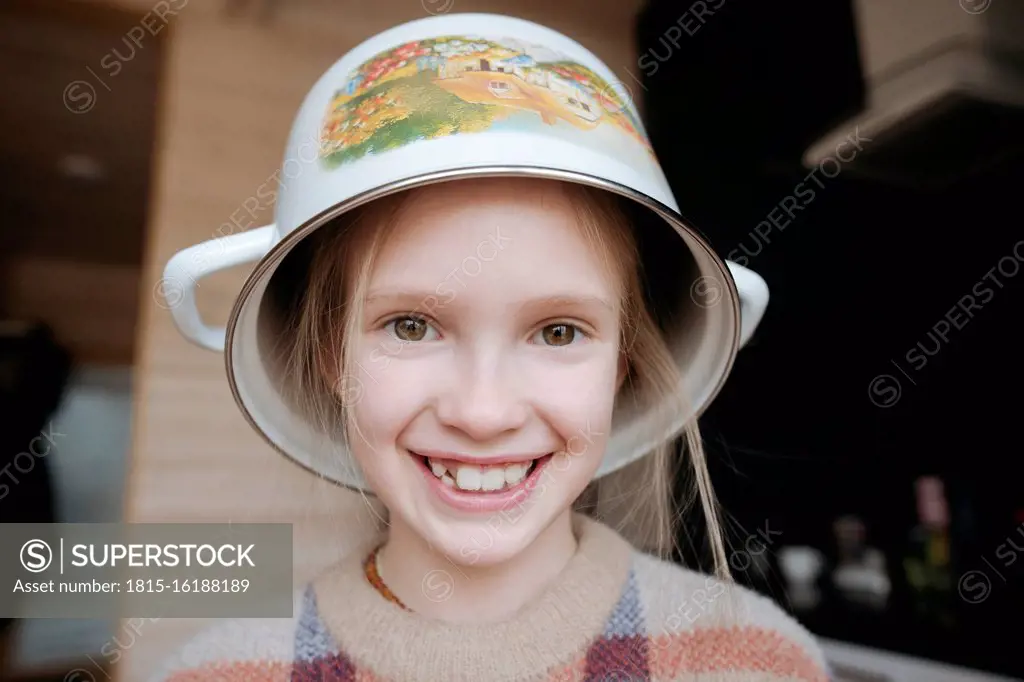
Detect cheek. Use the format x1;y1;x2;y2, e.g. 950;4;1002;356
350;370;424;440
529;355;618;456
344;348;431;472
347;380;421;494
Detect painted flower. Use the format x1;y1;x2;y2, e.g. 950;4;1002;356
393;42;420;58
365;63;388;80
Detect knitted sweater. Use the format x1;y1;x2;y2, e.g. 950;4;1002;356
152;515;831;682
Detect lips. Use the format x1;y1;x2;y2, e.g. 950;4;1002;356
409;450;556;514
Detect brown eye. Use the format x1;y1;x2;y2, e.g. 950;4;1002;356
540;324;575;346
389;316;432;342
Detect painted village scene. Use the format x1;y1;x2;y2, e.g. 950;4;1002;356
319;36;653;167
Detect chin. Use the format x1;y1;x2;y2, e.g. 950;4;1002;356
431;512;557;569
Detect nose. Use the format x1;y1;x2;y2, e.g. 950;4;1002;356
435;354;528;442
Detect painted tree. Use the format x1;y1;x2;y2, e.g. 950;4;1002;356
322;72;501;168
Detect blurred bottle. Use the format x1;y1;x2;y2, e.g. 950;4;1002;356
831;515;891;610
778;546;825;611
903;475;955;628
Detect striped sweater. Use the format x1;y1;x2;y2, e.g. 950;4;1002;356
151;515;831;682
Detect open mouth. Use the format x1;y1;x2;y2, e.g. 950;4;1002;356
410;452;554;494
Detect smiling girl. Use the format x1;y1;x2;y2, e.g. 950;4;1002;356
154;13;830;682
153;176;829;682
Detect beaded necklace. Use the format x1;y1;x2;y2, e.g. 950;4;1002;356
363;544;411;612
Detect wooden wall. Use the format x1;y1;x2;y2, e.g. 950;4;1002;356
0;0;162;366
119;2;643;679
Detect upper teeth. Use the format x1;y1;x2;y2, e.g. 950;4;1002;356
429;459;533;492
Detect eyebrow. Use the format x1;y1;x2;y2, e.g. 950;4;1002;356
362;290;616;315
363;290;439;312
515;295;616;314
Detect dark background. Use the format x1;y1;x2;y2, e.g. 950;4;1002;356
640;0;1024;677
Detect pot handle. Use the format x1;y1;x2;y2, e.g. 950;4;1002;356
726;260;769;349
160;225;276;352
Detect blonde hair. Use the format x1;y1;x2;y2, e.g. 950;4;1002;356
272;179;732;582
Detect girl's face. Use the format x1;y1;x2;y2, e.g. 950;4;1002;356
347;179;623;566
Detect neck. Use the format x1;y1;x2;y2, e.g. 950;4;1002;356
376;509;578;623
